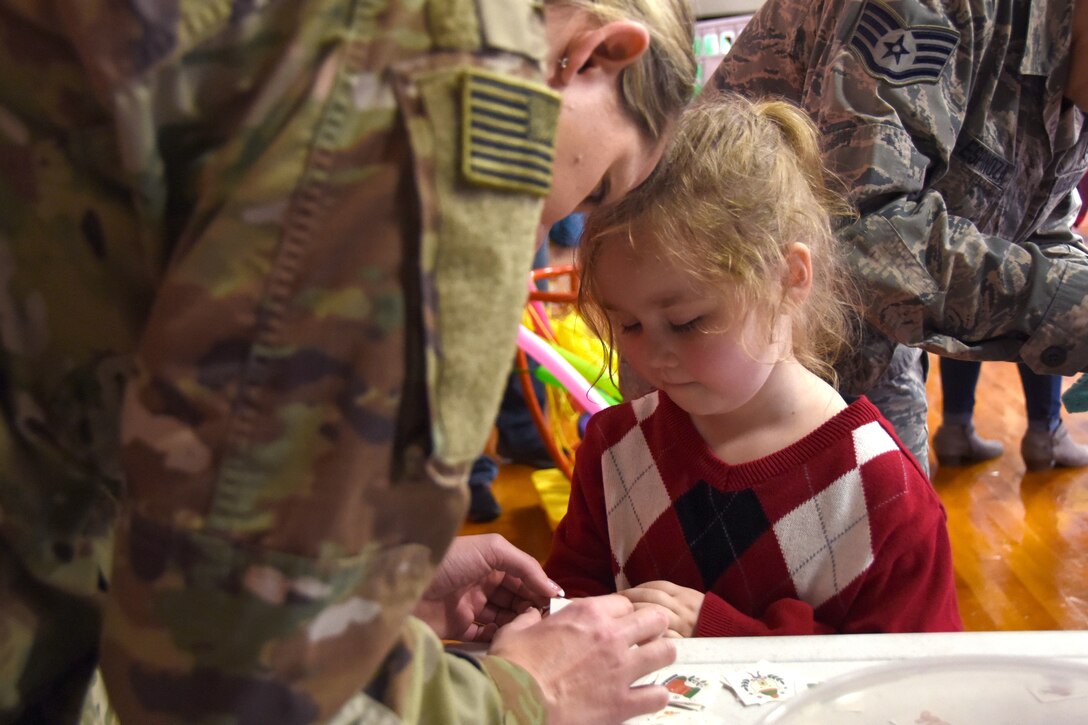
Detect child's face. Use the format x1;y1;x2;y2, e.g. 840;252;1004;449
594;240;790;419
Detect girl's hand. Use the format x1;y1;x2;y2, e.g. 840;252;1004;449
619;581;705;638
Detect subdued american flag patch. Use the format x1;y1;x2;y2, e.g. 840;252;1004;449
461;70;560;197
848;0;959;86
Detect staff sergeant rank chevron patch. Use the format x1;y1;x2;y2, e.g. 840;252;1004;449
848;0;959;86
462;70;561;197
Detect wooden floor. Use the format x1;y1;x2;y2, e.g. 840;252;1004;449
460;356;1088;632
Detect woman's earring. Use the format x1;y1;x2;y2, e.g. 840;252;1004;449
559;57;570;70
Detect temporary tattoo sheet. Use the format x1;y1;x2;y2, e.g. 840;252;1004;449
721;661;800;706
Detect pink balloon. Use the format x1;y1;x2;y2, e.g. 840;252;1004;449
517;325;608;415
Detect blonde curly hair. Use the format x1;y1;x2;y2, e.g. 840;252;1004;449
578;93;860;386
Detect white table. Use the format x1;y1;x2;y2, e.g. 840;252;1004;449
627;630;1088;723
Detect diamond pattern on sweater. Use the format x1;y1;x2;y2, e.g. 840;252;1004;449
773;467;873;608
673;480;769;590
630;392;659;423
853;420;898;465
603;423;671;588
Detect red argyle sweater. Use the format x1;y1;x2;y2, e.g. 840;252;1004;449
545;392;962;636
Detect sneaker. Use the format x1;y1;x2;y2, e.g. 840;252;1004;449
1021;422;1088;472
932;423;1004;467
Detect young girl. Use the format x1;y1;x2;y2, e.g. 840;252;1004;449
544;94;962;637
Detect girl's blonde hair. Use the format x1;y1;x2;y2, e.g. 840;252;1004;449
578;93;859;385
548;0;697;140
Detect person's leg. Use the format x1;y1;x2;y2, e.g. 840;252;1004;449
1020;364;1061;432
1019;365;1088;470
467;454;502;523
932;358;1004;466
939;357;982;424
862;345;931;477
495;363;555;469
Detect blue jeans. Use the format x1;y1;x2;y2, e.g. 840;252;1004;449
940;358;1060;433
469;454;499;487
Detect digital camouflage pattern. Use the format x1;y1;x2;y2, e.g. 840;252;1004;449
0;0;557;722
857;345;930;474
710;0;1088;464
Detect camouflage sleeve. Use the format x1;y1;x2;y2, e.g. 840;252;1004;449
330;617;546;724
713;0;1088;381
87;0;553;722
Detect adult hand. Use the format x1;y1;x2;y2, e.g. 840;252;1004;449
620;580;705;638
413;533;563;642
489;594;676;724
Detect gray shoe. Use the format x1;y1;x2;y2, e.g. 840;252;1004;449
1021;422;1088;471
933;423;1005;467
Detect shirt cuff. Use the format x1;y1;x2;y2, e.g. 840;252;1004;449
1021;252;1088;374
694;592;746;637
478;655;549;724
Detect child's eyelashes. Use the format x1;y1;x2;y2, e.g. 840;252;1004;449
671;317;702;333
614;318;703;335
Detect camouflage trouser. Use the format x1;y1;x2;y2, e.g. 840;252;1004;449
861;345;931;477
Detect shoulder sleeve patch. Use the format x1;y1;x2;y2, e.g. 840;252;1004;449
848;0;959;86
461;69;560;197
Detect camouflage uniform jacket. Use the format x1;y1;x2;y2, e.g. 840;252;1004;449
711;0;1088;393
0;0;558;722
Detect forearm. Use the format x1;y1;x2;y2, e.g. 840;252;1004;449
844;190;1088;375
694;593;835;637
101;524;547;724
544;522;617;597
544;429;620;597
101;517;444;721
382;618;547;725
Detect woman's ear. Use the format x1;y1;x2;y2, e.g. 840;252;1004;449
784;242;813;302
558;20;650;84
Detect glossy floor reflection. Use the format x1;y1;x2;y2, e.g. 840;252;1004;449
929;358;1088;631
461;356;1088;632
